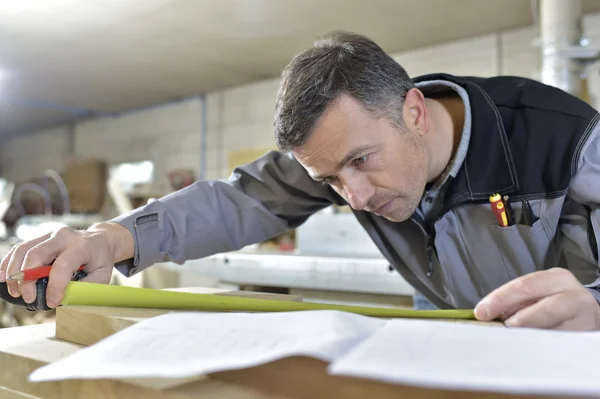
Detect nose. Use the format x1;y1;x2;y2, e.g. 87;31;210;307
342;177;373;211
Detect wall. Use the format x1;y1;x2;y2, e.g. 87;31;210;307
74;98;203;185
205;78;281;180
0;126;71;183
2;13;600;187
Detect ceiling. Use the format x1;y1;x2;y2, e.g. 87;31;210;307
2;0;600;136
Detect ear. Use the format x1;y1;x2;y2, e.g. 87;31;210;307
402;88;429;137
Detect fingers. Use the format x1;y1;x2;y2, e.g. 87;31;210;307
504;289;600;331
475;268;580;322
497;298;539;322
0;226;115;309
46;247;90;308
4;234;50;298
19;235;71;303
0;245;16;282
503;290;578;329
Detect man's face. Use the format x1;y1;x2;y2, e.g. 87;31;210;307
293;94;431;222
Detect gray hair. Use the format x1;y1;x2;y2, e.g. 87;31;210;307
274;31;415;151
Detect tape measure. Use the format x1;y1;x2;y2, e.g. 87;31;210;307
62;281;475;319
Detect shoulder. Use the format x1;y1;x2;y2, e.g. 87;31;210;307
413;73;597;121
467;75;597;121
569;116;600;204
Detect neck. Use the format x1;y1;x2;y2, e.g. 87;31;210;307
424;93;464;183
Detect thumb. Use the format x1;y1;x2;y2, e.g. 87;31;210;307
46;248;91;308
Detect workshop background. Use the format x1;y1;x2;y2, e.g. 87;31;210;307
1;0;599;326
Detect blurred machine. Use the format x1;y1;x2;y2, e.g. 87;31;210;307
6;167;104;242
158;207;415;308
295;208;383;258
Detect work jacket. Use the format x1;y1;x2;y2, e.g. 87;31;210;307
113;73;600;310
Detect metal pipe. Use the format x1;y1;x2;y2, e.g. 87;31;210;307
200;94;207;181
539;0;583;97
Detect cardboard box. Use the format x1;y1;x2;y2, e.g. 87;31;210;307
63;159;107;214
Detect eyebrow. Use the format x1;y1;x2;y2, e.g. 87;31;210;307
311;145;377;181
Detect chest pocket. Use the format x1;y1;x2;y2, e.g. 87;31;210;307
490;215;554;279
447;200;556;295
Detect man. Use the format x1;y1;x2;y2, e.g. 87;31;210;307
2;32;599;330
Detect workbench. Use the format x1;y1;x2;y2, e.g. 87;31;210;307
0;287;575;399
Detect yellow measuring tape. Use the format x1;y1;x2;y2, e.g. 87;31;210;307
62;281;475;319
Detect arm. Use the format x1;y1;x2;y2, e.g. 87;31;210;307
560;121;600;301
111;150;341;276
0;150;340;308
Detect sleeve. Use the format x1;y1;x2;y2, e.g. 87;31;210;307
559;115;600;303
110;150;343;277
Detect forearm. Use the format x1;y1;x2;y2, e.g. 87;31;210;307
110;180;292;276
109;151;338;276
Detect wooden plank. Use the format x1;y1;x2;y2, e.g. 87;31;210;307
54;308;568;399
0;323;285;399
55;304;500;348
56;306;161;346
213;356;568;399
0;387;42;398
54;305;536;399
55;287;302;347
52;287;517;399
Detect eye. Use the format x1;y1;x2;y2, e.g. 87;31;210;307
322;176;336;184
352;155;368;167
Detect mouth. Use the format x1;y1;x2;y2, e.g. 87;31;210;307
373;198;395;216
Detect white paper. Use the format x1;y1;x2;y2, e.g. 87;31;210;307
29;310;384;382
328;319;600;398
29;310;600;397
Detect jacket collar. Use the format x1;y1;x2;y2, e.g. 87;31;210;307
413;73;520;207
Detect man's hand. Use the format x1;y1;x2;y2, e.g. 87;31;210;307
0;222;134;308
474;268;600;331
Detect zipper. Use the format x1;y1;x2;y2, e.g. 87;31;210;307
413;211;438;277
584;205;599;261
426;235;437;277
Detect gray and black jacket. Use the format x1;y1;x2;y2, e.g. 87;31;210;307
113;73;600;310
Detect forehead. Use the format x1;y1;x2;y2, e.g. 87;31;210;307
293;96;376;167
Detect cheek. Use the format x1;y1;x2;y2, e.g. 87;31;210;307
379;147;428;191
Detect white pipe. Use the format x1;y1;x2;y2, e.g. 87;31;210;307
107;177;133;215
44;169;71;215
539;0;583;97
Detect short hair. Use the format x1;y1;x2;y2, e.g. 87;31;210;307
274;31;415;151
